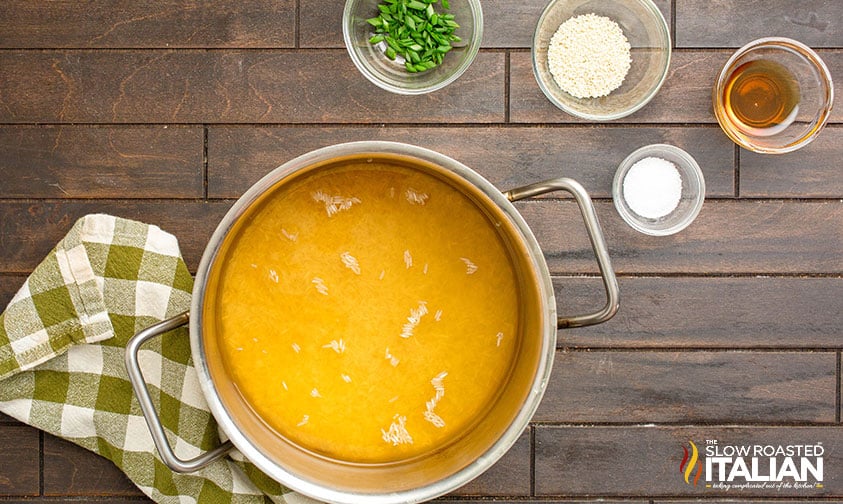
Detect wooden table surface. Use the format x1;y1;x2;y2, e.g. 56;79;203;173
1;0;841;502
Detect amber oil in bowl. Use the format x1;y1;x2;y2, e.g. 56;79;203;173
713;37;834;154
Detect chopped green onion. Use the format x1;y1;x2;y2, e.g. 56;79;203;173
365;0;461;73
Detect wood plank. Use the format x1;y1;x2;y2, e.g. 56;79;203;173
0;126;203;199
826;53;843;119
0;0;296;48
444;501;648;504
0;425;40;496
1;200;841;276
299;0;671;49
0;201;232;274
43;434;142;496
675;0;843;48
482;0;671;49
0;273;25;429
554;277;843;349
511;50;843;125
741;127;843;198
0;413;20;425
535;426;840;497
659;501;843;504
207;125;734;199
536;351;836;423
4;499;153;503
298;0;344;49
0;51;504;124
516;199;843;275
451;429;531;497
0;274;26;310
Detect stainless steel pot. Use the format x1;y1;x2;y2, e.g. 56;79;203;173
125;141;619;504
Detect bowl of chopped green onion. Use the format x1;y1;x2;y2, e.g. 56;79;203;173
343;0;483;95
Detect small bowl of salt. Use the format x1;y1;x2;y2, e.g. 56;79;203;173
612;144;705;236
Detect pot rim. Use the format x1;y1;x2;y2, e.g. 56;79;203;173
189;141;557;504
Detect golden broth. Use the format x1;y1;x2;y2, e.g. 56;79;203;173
211;161;522;463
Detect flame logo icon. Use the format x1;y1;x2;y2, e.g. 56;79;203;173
680;440;703;486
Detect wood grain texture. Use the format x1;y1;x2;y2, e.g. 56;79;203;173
0;51;504;124
299;0;671;49
0;201;232;273
536;351;837;423
207;125;735;199
659;502;843;504
0;498;150;504
0;0;296;48
481;0;671;49
2;200;841;276
741;127;843;198
535;426;841;497
43;434;142;496
825;53;843;119
444;501;648;504
0;425;40;496
0;274;25;310
0;126;203;198
297;0;344;49
675;0;843;48
451;429;531;496
0;412;20;425
554;277;843;349
0;271;24;429
518;199;843;275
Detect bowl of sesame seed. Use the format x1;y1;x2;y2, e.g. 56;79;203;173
532;0;671;121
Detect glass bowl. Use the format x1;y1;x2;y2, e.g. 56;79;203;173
532;0;670;121
713;37;834;154
342;0;483;95
612;144;705;236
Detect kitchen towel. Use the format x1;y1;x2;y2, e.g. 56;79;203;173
0;214;313;504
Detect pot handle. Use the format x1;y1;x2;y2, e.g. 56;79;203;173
505;178;619;329
125;311;233;473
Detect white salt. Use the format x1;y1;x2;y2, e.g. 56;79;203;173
622;157;682;219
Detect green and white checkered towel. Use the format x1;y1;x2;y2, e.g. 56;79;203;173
0;214;314;504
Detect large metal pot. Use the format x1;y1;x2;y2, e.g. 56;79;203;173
126;141;619;504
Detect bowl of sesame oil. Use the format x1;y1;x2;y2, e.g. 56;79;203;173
713;37;834;153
